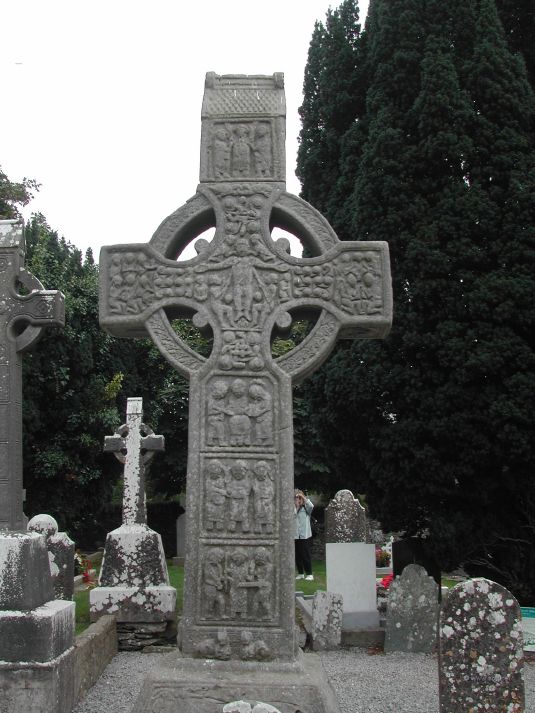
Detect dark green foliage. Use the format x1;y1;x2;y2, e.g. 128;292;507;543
21;214;193;543
296;0;535;601
0;166;39;219
495;0;535;88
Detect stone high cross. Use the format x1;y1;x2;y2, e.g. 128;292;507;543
0;221;65;531
100;73;392;662
104;396;164;525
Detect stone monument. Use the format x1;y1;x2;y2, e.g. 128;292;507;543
384;563;438;653
0;220;73;713
90;397;176;647
28;513;75;600
99;73;392;712
439;578;524;713
325;489;378;630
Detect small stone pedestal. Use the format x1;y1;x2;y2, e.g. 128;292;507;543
90;524;176;648
132;650;341;713
0;532;75;713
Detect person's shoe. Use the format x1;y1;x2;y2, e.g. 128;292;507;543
295;574;304;580
305;575;314;581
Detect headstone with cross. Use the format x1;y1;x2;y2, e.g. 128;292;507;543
100;73;392;712
0;220;65;532
90;397;175;629
104;396;165;525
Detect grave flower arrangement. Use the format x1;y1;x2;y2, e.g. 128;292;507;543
74;552;94;584
375;546;391;567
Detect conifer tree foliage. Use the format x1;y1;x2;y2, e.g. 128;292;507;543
296;0;535;600
495;0;535;89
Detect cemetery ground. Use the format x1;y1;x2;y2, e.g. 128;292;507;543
71;559;535;713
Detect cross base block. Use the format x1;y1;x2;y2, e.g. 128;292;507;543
90;585;176;623
132;650;342;713
0;600;74;663
0;645;75;713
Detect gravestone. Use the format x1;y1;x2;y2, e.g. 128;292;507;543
439;578;524;713
384;563;438;653
311;591;343;651
0;221;73;713
325;489;378;630
99;72;392;712
324;489;367;543
28;513;75;600
90;397;175;646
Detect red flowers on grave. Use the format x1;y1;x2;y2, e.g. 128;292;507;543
380;573;394;589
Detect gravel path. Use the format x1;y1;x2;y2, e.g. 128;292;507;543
73;649;535;713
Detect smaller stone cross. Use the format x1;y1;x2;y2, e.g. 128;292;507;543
104;397;164;525
0;220;65;531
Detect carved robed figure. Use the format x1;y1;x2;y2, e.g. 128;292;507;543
99;73;392;711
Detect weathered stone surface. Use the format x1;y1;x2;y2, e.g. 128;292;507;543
73;615;117;705
90;583;176;623
311;591;343;651
326;542;378;629
324;489;367;543
0;599;74;662
28;515;75;600
439;578;524;713
103;396;164;526
0;220;64;531
100;71;391;711
0;531;54;610
132;650;342;713
0;645;75;713
91;398;175;624
173;511;186;566
48;531;75;600
223;702;282;713
384;563;438;653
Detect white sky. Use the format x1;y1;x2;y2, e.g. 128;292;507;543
1;0;368;258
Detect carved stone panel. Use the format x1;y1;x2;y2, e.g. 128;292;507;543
199;544;276;624
204;375;275;450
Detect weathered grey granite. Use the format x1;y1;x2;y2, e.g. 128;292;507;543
90;398;175;627
0;220;65;531
325;489;367;543
311;591;343;651
99;72;392;711
223;703;281;713
0;533;76;713
384;563;438;654
439;578;524;712
28;514;75;600
73;615;117;706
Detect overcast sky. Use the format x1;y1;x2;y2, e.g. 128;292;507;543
1;0;368;258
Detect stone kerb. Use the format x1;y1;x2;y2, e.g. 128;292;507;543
384;563;439;653
311;591;343;651
439;578;524;713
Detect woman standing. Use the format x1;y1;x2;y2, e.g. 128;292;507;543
294;490;314;581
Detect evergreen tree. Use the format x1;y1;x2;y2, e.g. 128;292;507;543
296;0;535;600
495;0;535;88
